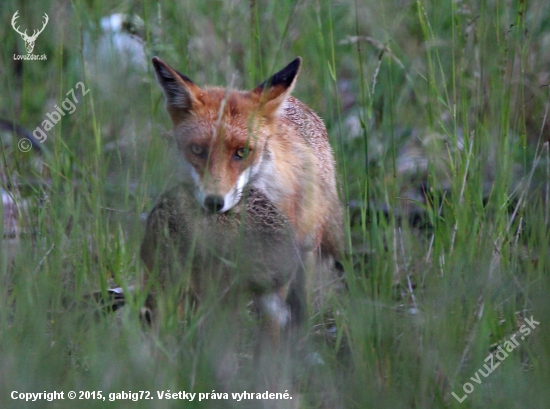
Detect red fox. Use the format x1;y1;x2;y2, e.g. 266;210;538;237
141;57;344;356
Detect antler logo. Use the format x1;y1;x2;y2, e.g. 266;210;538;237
11;11;49;54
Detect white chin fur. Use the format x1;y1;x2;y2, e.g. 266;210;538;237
191;165;255;214
190;168;206;208
220;188;243;213
219;167;252;212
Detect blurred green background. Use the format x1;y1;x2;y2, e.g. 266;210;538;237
1;0;549;408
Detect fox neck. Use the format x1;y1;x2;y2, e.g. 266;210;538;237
249;136;319;249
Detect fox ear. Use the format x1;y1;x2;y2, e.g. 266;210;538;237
152;57;202;113
251;57;301;117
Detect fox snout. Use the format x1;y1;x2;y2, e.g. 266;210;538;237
191;161;257;214
193;177;245;214
204;195;225;213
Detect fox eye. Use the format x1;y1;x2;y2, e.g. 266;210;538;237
190;144;204;156
235;148;249;159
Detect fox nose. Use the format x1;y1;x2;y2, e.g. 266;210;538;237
204;195;225;213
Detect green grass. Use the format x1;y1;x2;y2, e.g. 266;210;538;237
1;0;550;408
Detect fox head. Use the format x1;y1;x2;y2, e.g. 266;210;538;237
152;57;301;214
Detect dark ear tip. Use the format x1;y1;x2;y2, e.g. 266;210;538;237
252;57;302;95
287;57;301;74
